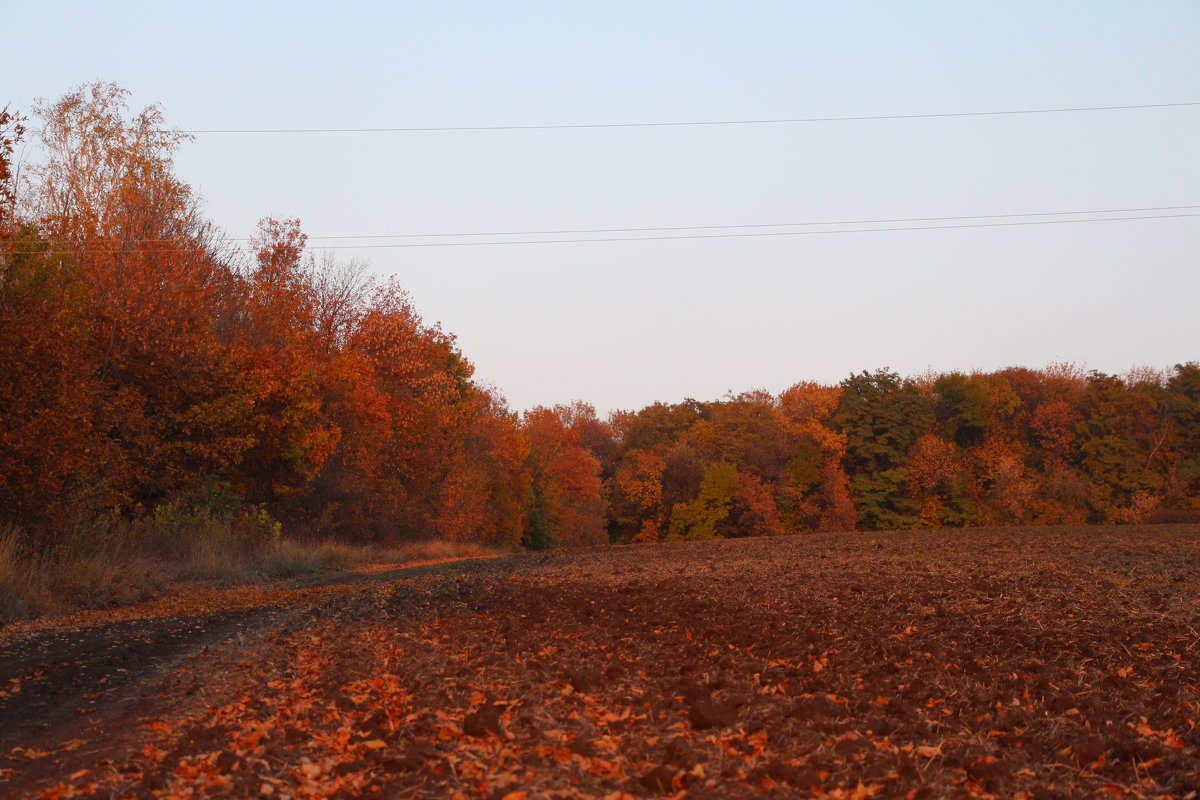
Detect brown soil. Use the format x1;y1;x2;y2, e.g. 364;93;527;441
2;525;1198;799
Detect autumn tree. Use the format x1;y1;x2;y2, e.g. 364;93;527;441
523;406;607;549
2;83;537;551
227;218;342;511
836;369;933;529
1006;365;1090;524
707;391;793;482
7;84;253;525
610;450;667;543
729;471;786;537
433;388;531;548
903;434;962;526
0;105;24;233
0;230;111;532
778;381;857;532
660;441;708;517
28;83;205;250
610;400;707;454
328;281;479;539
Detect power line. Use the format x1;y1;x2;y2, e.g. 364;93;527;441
38;204;1200;245
174;101;1199;134
300;204;1200;240
16;211;1197;254
301;212;1200;248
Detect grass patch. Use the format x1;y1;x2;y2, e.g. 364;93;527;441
0;524;56;620
0;520;501;624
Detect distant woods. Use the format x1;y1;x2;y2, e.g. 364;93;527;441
1;85;1197;554
603;365;1200;541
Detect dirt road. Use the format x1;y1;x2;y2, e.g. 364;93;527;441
2;527;1198;799
0;557;519;797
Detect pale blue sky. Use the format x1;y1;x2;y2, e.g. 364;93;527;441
5;2;1199;412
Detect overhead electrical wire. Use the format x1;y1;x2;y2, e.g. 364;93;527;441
297;204;1200;241
170;101;1200;134
39;204;1200;246
16;101;1196;255
20;101;1196;247
18;209;1198;254
300;212;1200;249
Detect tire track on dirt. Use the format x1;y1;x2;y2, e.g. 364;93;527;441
0;555;523;794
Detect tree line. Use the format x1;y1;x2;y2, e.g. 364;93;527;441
598;364;1199;543
1;85;1196;555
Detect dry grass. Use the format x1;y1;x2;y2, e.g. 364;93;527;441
0;524;56;620
0;523;501;623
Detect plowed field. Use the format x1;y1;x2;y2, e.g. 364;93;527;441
2;525;1198;799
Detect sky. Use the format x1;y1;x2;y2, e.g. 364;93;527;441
4;1;1199;414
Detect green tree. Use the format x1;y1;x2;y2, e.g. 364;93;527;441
1164;363;1200;519
835;369;933;530
848;469;921;530
837;369;933;472
933;373;990;448
1076;372;1167;521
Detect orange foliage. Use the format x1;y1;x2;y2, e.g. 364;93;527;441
731;472;785;538
523;406;607;548
905;434;961;526
3;83;1199;553
1;84;536;550
611;451;666;542
1030;399;1080;468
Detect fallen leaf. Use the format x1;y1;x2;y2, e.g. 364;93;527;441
850;780;882;799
